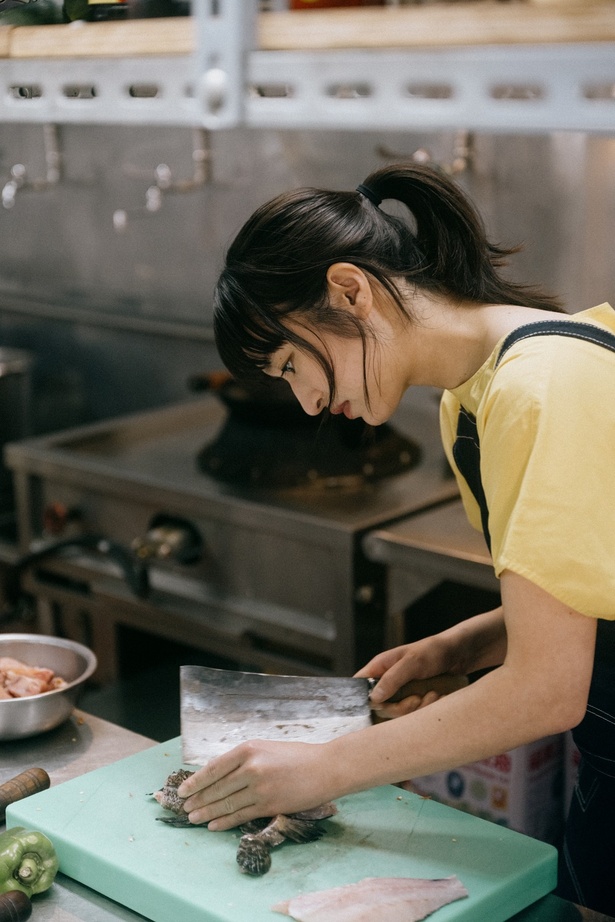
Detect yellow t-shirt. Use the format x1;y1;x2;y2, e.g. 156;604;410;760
440;303;615;619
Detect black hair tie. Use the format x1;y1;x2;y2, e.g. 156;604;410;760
356;183;382;207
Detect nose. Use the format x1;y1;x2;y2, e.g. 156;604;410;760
290;382;325;417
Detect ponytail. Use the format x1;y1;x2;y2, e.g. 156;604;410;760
359;163;562;310
214;163;562;383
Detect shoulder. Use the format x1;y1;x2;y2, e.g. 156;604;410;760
441;303;615;438
488;304;615;412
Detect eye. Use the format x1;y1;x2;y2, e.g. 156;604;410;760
281;357;295;377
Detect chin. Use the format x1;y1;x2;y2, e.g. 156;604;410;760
365;410;393;427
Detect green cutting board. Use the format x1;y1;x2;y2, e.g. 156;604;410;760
7;738;557;922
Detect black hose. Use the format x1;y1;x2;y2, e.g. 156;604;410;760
6;533;150;602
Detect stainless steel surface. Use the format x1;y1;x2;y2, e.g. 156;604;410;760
363;499;500;647
181;664;373;763
364;498;494;573
0;709;152;790
0;128;613;436
181;664;467;763
0;709;155;922
0;345;32;518
0;634;97;740
6;387;458;678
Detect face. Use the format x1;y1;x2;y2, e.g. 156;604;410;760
264;322;405;427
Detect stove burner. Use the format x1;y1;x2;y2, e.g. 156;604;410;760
197;413;420;490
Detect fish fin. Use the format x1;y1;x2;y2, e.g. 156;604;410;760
240;818;271;834
289;802;338;821
156;815;205;827
274;815;324;843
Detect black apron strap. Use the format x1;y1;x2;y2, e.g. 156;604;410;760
452;408;492;551
496;318;615;367
452;317;615;552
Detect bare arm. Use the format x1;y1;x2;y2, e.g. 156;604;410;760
179;571;596;829
355;604;508;717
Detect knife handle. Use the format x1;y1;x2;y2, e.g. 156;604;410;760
372;673;468;704
0;767;50;821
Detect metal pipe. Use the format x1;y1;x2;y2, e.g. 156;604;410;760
2;124;62;210
113;127;211;232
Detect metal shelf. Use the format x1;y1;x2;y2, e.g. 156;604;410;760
0;2;614;133
246;43;615;135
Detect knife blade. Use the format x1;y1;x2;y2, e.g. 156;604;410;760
180;665;467;764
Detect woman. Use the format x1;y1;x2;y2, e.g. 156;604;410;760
178;163;615;915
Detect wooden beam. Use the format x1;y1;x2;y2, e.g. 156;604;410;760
7;2;615;60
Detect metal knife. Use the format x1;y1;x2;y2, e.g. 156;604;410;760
180;665;467;764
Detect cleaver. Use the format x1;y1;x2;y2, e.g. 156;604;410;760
180;665;467;765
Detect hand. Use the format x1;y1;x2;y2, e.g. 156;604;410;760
355;636;457;719
177;739;335;832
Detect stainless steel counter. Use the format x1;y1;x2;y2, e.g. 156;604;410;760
0;710;609;922
1;709;155;922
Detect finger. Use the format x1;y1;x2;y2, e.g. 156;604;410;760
178;751;242;798
372;696;422;720
417;691;440;709
187;787;254;829
181;759;250;815
354;646;407;680
354;657;388;679
369;664;417;705
182;769;245;814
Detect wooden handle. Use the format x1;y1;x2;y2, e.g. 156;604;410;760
0;890;33;922
0;767;50;821
377;674;469;704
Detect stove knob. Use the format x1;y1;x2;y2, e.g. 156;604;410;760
131;516;203;565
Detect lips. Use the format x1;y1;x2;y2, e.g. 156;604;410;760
331;401;353;419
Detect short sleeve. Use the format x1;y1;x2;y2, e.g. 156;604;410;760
479;338;615;619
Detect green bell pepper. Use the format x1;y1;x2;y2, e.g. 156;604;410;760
0;827;59;897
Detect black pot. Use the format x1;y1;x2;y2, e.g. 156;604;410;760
192;372;420;490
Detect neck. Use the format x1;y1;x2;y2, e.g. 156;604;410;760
400;296;562;390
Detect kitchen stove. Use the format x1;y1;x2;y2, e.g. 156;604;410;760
5;386;458;684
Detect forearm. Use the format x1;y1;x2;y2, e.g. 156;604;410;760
439;606;507;675
327;576;595;799
179;574;595;830
325;660;562;799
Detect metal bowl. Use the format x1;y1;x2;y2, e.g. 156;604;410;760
0;633;97;740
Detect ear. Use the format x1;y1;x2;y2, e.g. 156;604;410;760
326;263;373;319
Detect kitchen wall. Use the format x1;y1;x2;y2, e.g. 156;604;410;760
0;123;613;433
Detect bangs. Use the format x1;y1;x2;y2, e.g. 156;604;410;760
213;273;290;382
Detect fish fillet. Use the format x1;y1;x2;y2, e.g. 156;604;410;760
272;875;468;922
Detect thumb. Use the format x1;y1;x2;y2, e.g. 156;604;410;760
368;669;406;706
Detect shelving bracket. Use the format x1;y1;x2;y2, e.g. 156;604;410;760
193;0;255;129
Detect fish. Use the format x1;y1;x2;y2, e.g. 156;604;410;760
272;875;468;921
150;769;338;875
237;804;338;876
151;769;202;825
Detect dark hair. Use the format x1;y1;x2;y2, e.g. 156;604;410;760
213;163;562;397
